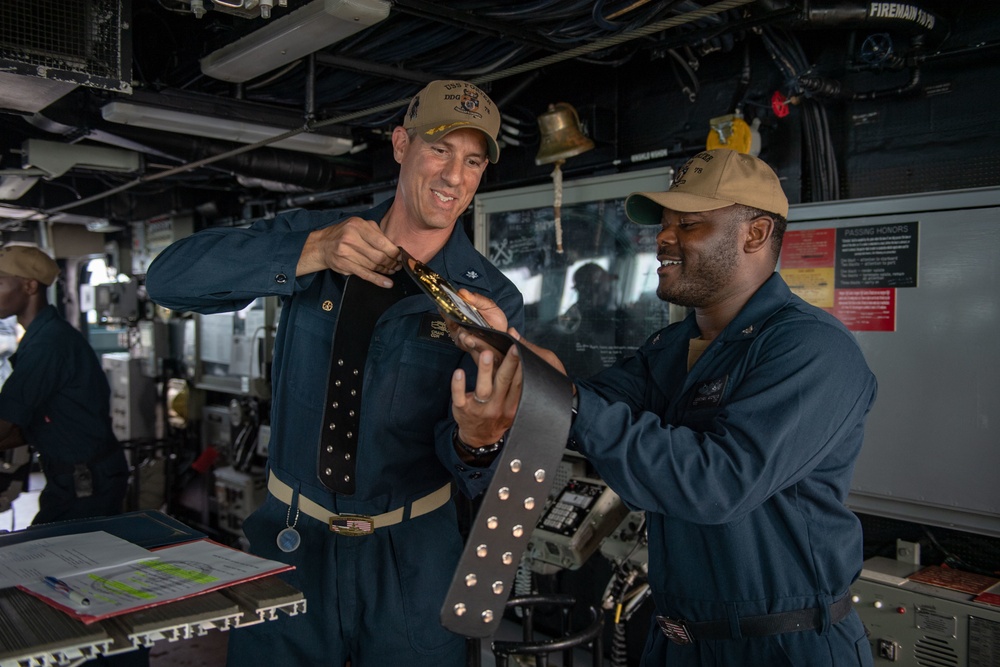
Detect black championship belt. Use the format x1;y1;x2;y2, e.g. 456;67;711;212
401;250;573;638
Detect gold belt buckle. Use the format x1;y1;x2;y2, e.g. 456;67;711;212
329;514;375;536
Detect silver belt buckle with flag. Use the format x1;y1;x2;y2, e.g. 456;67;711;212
656;616;694;645
329;514;374;536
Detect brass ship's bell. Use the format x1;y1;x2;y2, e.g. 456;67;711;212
535;102;595;165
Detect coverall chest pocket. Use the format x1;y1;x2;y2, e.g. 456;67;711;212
282;305;335;410
388;339;464;438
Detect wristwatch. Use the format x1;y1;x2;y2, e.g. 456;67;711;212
453;427;504;458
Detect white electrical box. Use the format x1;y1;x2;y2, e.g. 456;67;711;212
851;557;1000;665
214;465;266;537
102;352;156;442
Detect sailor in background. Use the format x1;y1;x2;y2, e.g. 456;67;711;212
0;244;129;526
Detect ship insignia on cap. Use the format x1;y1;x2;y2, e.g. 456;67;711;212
672;162;689;187
456;88;483;120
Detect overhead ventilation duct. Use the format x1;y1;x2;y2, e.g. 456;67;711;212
86;123;369;192
200;0;391;83
29;88;366;193
0;0;131;93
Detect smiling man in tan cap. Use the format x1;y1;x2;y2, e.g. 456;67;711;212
449;148;878;666
403;79;501;164
0;243;129;527
146;81;523;667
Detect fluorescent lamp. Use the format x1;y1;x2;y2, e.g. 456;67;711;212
0;203;44;220
85;219;126;233
200;0;391;83
101;101;352;156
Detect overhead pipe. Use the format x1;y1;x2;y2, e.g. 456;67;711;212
757;1;942;101
798;67;922;100
79;122;369;192
798;1;944;36
756;0;945;36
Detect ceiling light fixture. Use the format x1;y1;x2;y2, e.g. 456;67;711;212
101;101;353;156
1;140;141;203
23;139;141;179
200;0;391;83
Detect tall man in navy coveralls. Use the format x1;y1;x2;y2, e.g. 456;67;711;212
0;244;129;526
451;149;877;666
146;81;523;666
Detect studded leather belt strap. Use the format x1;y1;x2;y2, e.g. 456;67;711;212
439;325;573;638
317;273;418;494
268;470;452;534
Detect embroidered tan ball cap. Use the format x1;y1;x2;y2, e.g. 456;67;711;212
0;244;59;285
403;80;501;163
626;149;789;225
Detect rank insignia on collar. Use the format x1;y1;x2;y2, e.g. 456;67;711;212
465;269;480;280
742;325;754;335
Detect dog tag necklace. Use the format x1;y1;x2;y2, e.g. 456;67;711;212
277;504;301;552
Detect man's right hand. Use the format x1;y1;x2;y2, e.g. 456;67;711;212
296;216;402;287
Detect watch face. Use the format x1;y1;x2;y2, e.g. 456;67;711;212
400;247;492;329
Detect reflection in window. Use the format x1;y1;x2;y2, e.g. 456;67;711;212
488;199;672;378
500;267;542;305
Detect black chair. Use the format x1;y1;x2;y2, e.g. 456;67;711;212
489;594;605;667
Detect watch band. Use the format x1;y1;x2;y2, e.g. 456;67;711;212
454;428;504;458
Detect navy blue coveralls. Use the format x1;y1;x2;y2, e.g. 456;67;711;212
145;200;524;666
0;305;128;525
572;274;877;667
